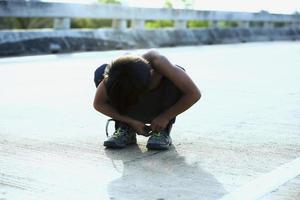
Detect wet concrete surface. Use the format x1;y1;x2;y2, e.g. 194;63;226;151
0;42;300;200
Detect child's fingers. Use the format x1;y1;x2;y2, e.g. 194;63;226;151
151;123;162;132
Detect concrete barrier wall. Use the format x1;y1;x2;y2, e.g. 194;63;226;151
1;28;300;57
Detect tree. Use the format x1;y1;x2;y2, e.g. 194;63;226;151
164;0;173;8
180;0;195;9
98;0;121;4
164;0;195;9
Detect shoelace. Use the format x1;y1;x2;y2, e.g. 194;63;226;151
152;132;162;138
112;127;126;139
106;119;153;137
106;119;130;138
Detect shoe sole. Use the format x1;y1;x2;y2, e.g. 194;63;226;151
104;140;137;149
146;142;172;150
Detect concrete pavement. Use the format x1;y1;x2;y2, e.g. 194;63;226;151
1;42;300;200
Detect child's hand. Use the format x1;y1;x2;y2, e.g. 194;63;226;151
151;114;170;131
129;119;146;135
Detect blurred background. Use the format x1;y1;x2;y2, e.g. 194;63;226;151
1;0;299;30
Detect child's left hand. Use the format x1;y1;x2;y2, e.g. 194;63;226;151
151;114;170;131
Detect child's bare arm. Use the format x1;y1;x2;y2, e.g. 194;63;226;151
93;81;146;134
143;50;201;131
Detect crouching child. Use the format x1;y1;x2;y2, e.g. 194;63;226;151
93;50;201;150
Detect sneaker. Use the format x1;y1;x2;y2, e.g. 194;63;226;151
146;131;172;150
104;122;136;148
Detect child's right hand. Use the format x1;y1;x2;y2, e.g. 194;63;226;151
129;119;147;136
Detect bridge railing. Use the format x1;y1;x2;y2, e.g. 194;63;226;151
0;1;299;30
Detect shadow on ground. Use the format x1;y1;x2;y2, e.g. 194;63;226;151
104;145;227;200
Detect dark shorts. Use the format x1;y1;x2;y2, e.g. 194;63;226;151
94;64;183;124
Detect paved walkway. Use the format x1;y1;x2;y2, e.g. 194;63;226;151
1;42;300;200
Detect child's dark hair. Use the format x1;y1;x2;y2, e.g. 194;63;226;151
105;55;151;114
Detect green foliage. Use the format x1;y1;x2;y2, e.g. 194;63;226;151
180;0;195;9
274;22;285;28
249;21;264;28
0;17;52;30
71;0;120;28
164;0;173;8
188;20;209;28
145;20;174;29
71;18;112;29
98;0;121;4
0;18;18;29
164;0;195;9
218;21;239;28
0;0;121;29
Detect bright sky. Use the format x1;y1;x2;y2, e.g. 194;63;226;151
44;0;300;14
